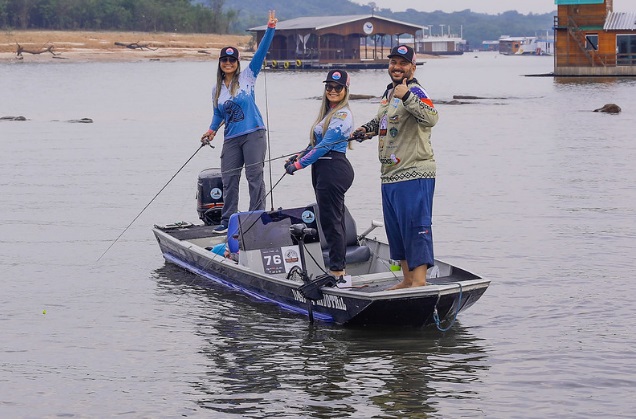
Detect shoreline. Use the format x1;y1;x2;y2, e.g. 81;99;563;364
0;30;252;63
1;29;443;65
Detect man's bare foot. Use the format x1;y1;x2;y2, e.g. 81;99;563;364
386;280;427;290
387;280;411;290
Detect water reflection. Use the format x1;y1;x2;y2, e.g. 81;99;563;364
153;265;490;418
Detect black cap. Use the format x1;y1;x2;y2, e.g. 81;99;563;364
387;45;416;63
322;70;350;87
219;46;240;60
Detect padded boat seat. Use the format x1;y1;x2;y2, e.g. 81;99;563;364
227;212;242;254
314;204;371;266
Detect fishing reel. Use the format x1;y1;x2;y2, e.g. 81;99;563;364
351;130;368;142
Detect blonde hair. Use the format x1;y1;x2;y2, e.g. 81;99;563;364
308;87;353;150
214;60;241;107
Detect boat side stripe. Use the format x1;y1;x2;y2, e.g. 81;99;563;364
163;253;334;322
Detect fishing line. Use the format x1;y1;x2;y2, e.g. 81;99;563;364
97;143;213;262
222;134;375;242
218;133;371;177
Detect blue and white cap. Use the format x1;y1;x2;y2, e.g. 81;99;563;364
387;45;416;63
219;46;240;60
322;69;350;87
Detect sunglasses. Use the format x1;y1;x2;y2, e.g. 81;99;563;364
220;57;237;63
325;84;345;93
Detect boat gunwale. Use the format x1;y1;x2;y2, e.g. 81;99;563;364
153;227;490;301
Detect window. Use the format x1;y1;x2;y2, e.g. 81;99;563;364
585;34;598;51
617;35;636;66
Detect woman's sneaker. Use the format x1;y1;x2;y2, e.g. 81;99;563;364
212;224;228;234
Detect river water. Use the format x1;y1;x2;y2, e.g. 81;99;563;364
1;53;635;418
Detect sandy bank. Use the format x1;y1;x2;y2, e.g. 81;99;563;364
0;30;252;63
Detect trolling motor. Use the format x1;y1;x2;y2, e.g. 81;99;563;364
289;223;338;323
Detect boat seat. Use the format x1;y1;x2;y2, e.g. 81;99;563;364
312;204;371;267
227;212;241;254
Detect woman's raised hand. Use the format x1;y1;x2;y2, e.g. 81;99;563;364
268;10;278;28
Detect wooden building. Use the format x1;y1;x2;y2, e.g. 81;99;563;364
415;36;466;55
250;15;422;69
554;0;636;76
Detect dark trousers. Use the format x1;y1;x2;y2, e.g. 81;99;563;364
220;130;267;225
311;152;354;272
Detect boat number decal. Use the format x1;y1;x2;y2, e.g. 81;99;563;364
301;210;315;224
210;188;222;200
292;290;347;311
261;248;285;274
261;246;302;274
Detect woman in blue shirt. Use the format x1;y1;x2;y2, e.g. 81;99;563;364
201;10;277;234
285;70;355;278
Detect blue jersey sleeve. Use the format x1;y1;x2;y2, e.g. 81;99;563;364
249;26;275;76
299;109;353;167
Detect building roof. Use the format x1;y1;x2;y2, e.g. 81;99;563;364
249;14;423;32
604;12;636;30
555;0;603;4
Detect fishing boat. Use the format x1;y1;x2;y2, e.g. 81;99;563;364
152;171;490;329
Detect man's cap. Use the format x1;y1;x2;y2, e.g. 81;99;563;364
387;45;416;63
219;46;240;60
322;69;350;87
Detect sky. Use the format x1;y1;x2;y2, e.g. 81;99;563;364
352;0;636;14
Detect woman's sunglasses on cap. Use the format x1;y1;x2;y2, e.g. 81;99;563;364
220;56;237;63
325;83;345;93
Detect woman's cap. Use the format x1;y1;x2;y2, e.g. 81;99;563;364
323;70;350;87
387;45;416;64
220;46;240;60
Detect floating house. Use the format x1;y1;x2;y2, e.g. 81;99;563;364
498;36;554;55
415;34;466;55
553;0;636;75
250;15;422;69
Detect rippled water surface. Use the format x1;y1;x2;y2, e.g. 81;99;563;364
1;53;635;418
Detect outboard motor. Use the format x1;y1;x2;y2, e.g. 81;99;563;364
196;168;224;225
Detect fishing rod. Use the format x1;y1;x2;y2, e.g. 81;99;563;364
97;141;215;262
263;68;275;211
238;132;377;249
222;130;376;176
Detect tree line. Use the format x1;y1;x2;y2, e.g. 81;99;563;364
224;0;555;50
1;0;555;48
0;0;237;33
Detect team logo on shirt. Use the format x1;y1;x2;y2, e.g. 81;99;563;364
410;86;435;108
223;100;245;123
334;111;347;120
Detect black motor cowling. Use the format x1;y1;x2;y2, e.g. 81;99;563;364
197;168;224;225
